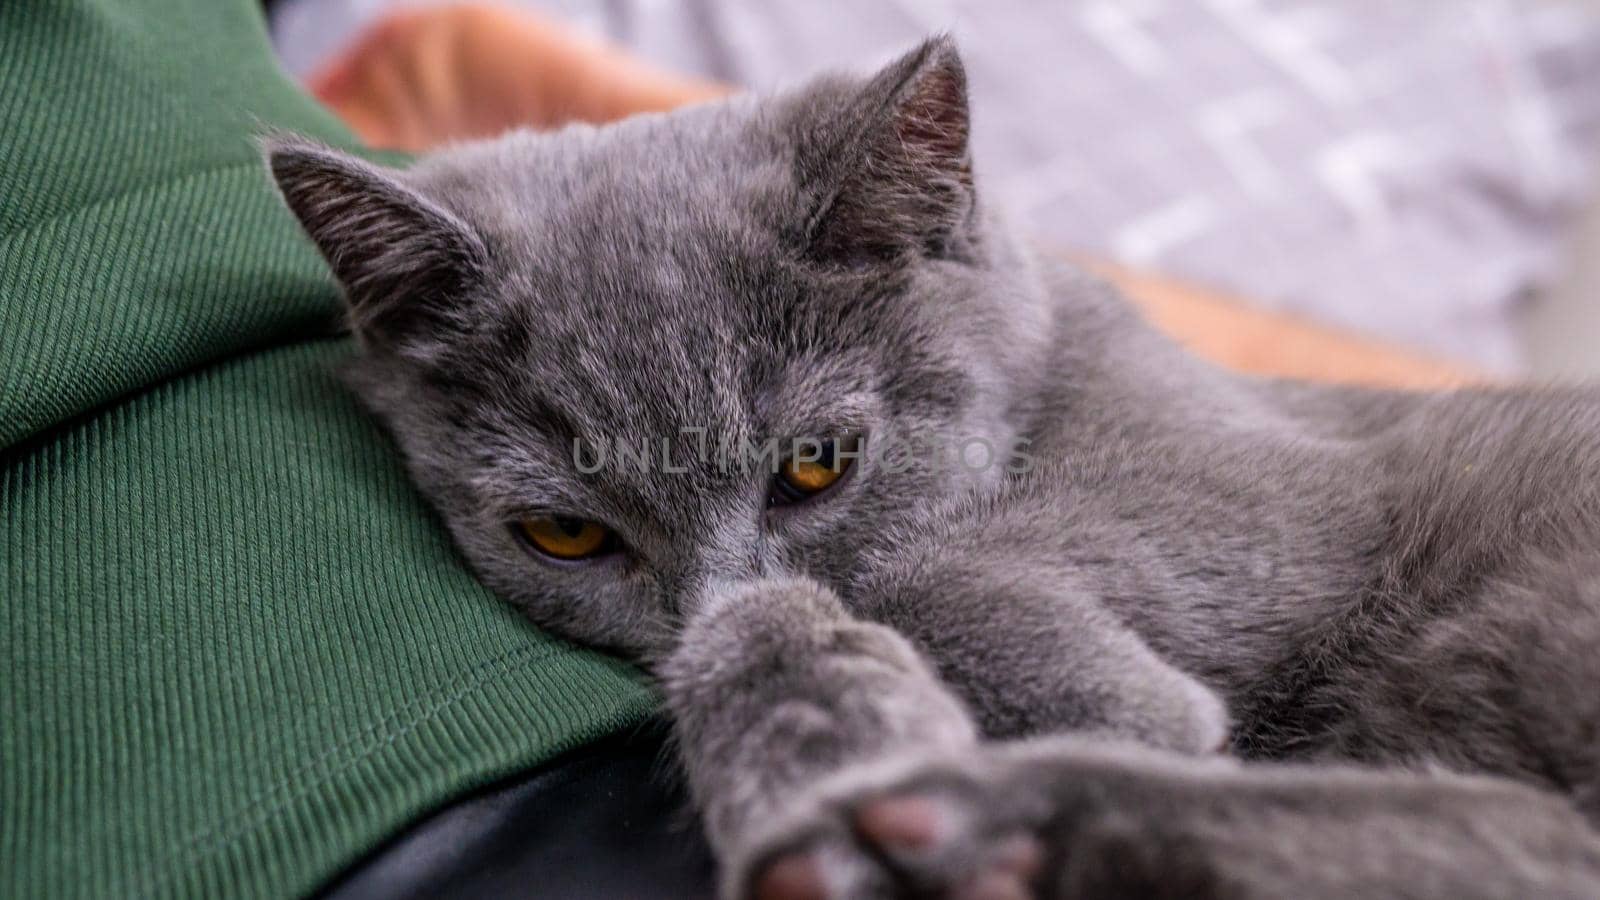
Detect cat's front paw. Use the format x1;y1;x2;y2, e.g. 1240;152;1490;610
733;741;1231;900
736;751;1049;900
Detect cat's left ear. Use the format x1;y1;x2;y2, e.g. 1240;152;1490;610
263;135;487;352
797;36;976;266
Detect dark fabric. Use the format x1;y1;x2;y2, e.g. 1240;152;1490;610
322;728;716;900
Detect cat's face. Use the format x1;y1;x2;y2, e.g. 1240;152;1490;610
268;39;1048;657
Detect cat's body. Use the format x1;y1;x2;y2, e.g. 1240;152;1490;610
853;261;1600;769
863;269;1600;773
268;38;1600;898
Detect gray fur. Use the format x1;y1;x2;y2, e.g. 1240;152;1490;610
266;36;1600;898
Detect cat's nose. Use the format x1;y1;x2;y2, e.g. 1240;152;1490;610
708;509;780;568
688;547;770;593
672;525;785;611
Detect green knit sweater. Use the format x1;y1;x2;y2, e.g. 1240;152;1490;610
0;2;655;896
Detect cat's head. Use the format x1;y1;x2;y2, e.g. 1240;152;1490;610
266;38;1052;657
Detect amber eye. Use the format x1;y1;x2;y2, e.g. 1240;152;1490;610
771;435;861;507
516;516;614;561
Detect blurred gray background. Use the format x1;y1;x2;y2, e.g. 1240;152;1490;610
1531;0;1600;378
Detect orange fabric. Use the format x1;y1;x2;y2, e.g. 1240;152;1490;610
311;4;728;152
1086;261;1478;389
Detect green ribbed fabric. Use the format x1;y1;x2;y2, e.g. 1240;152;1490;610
0;0;359;447
1;1;655;896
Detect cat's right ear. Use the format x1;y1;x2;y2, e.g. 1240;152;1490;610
262;135;487;352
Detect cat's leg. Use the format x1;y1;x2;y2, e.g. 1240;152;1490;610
849;549;1231;754
739;734;1600;900
1293;549;1600;823
658;576;981;892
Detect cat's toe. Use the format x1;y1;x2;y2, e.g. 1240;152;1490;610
747;834;893;900
850;787;1044;899
853;794;950;852
751;851;829;900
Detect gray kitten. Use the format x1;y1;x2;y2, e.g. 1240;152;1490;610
267;38;1600;899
